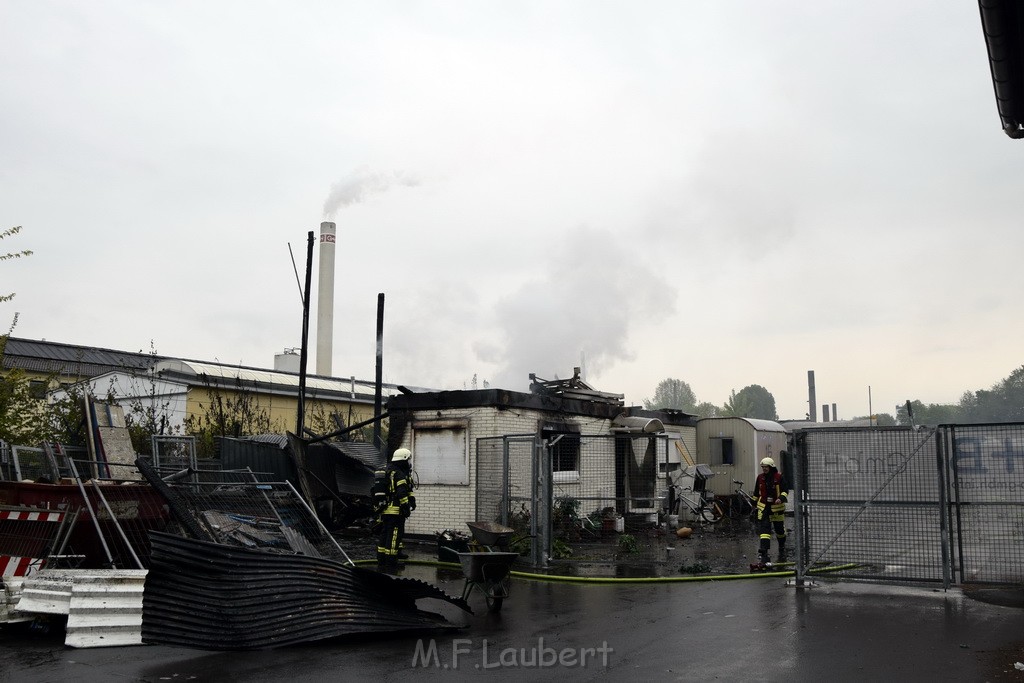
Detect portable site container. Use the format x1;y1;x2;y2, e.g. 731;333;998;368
695;417;789;498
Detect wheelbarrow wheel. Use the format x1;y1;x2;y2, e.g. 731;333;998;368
486;595;504;612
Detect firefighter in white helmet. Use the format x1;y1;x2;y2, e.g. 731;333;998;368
375;448;416;572
754;455;789;565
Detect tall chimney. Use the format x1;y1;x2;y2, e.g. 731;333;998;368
316;221;336;376
807;370;817;422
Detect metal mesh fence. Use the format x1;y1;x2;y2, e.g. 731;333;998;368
165;479;348;562
476;434;676;565
550;434;668;527
476;435;533;525
795;423;1024;586
795;427;945;583
0;459;179;571
1;451;347;571
943;423;1024;584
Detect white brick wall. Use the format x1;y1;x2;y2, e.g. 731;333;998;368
398;404;695;537
402;405;563;536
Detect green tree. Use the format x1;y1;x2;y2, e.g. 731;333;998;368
721;389;750;418
45;382;88;447
850;413;897;426
957;365;1024;423
643;378;697;411
1;227;40;443
0;332;43;444
693;401;721;418
1;320;87;446
2;226;32;304
183;374;273;458
722;385;778;420
896;399;959;426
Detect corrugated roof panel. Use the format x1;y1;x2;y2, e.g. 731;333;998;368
142;532;467;649
2;338;159;378
153;359;399;397
698;416;786;433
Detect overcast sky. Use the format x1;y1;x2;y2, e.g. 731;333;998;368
3;2;1020;420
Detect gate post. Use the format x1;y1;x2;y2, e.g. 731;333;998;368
501;437;510;527
531;433;552;567
791;436;809;587
936;428;952;589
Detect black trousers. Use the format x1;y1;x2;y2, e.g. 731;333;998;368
377;513;403;558
756;505;786;557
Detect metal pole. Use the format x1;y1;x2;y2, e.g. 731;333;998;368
501;438;510;527
91;480;143;569
868;386;874;427
373;293;385;451
66;456;116;568
531;433;550;567
936;429;952;589
283;480;353;566
306;411;390;445
792;443;806;586
296;231;314;435
539;435;560;568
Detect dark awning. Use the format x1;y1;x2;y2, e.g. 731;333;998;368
979;0;1024;138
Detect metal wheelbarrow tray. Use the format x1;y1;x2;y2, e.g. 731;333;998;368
456;551;518;612
466;520;514;547
456;551;518;582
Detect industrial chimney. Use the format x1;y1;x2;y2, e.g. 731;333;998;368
807;370;817;422
316;221;336;376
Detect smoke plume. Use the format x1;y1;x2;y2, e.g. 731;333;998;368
484;225;675;392
323;167;420;218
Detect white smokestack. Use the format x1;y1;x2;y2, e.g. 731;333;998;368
316;221;336;376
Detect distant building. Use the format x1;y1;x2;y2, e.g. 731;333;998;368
695;416;789;497
1;337;398;438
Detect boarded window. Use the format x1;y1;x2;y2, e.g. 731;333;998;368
413;423;468;485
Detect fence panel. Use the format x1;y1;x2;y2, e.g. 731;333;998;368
795;427;947;584
477;433;673;566
944;423;1024;584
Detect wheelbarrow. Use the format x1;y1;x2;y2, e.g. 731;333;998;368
457;550;518;612
466;520;515;550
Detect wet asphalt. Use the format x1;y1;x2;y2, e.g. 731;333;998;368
3;530;1024;682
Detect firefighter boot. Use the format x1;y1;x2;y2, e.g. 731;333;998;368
777;538;787;563
378;556;399;574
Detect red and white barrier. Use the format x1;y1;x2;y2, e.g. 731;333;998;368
0;508;69;577
1;555;46;578
0;509;66;523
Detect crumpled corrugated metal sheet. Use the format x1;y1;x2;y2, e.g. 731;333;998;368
326;442;384;471
141;532;468;650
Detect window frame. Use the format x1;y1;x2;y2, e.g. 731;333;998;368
541;421;581;481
